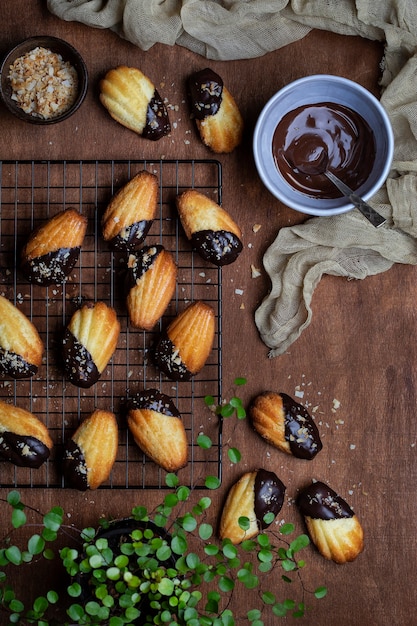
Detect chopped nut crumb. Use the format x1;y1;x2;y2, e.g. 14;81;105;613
8;46;78;119
252;223;262;233
251;264;261;278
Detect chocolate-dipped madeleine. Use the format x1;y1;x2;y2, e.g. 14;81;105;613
64;409;118;490
0;400;52;468
188;68;243;153
21;209;87;286
100;66;170;140
176;190;242;266
102;170;158;251
0;295;43;379
127;389;187;472
63;301;120;388
219;469;286;544
297;481;364;563
126;245;177;330
250;391;322;460
153;300;215;381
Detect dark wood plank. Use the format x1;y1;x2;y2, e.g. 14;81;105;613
1;3;414;626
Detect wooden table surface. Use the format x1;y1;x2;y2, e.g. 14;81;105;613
1;3;416;625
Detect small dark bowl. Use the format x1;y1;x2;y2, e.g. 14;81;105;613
0;35;88;124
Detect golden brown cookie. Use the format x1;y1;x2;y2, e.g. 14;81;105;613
188;68;243;153
62;301;120;388
100;66;170;140
249;391;322;460
153;300;215;381
63;409;118;490
176;190;242;266
219;469;286;544
21;208;87;286
0;400;52;468
0;294;44;379
126;245;177;330
102;170;158;251
127;389;188;472
297;481;364;563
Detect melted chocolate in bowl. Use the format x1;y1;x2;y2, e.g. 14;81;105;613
272;102;376;199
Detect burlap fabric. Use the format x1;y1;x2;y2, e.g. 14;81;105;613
47;0;417;356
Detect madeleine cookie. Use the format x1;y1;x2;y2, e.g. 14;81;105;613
153;300;215;381
64;409;118;490
102;170;158;251
127;389;187;472
100;66;170;140
219;469;286;544
188;68;243;153
63;301;120;388
249;392;322;460
297;481;364;563
176;190;242;266
0;295;43;379
0;400;52;468
21;209;87;286
126;245;177;330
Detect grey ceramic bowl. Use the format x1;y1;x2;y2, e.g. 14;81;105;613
0;35;88;124
253;74;394;217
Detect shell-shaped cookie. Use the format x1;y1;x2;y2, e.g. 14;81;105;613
219;469;286;545
102;170;158;251
0;400;52;468
0;295;44;379
153;300;215;381
127;389;188;472
297;481;364;563
126;245;177;330
21;209;87;286
63;301;120;388
188;68;243;153
176;190;242;266
99;66;170;140
249;391;322;460
63;409;118;490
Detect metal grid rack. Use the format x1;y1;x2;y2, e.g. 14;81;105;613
0;159;223;489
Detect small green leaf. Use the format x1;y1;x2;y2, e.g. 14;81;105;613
220;404;234;418
33;596;48;615
11;508;26;529
218;576;234;592
199;523;213;540
279;522;295;535
289;534;310;553
227;447;241;464
7;490;22;507
165;473;179;488
238;516;250;531
205;475;221;490
204;395;215;407
197;434;213;449
315;586;328;599
234;377;247;386
5;546;22;565
28;534;45;555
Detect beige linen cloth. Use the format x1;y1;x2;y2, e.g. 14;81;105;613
48;0;417;356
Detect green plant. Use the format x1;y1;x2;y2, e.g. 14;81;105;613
0;379;327;625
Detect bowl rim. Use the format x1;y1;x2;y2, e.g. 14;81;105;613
253;74;394;217
0;34;88;125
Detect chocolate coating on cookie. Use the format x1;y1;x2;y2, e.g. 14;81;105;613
0;431;50;468
188;68;223;119
0;348;38;379
297;481;354;520
63;439;88;491
109;220;152;252
62;330;100;388
128;389;181;417
281;393;322;460
125;245;163;290
254;469;286;528
21;247;81;286
191;230;243;266
142;90;171;140
153;334;191;381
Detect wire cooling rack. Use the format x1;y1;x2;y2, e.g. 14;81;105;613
0;159;223;489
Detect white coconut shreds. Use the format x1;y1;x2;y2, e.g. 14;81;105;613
8;46;78;119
